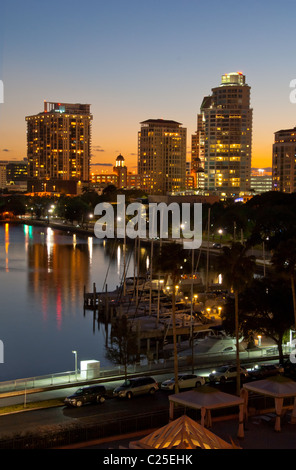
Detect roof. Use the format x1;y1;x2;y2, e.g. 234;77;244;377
140;119;182;126
169;386;244;410
274;127;296;135
243;375;296;398
129;415;239;449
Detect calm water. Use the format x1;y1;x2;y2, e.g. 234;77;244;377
0;223;222;382
0;223;138;381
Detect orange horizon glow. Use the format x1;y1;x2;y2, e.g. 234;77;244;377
0;126;274;170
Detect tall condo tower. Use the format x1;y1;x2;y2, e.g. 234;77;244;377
26;101;93;183
138;119;187;195
272;127;296;193
194;72;252;195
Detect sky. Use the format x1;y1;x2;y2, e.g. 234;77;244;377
0;0;296;171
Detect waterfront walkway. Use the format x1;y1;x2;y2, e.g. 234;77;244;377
0;344;289;400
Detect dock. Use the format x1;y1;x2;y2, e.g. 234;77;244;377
83;279;223;361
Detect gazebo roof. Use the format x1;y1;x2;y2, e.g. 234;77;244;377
243;375;296;398
129;415;239;449
169;385;244;410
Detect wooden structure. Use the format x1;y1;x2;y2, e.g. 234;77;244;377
242;375;296;432
129;414;240;449
168;386;245;438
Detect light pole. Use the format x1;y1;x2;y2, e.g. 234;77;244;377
72;350;77;380
218;229;223;244
87;213;93;229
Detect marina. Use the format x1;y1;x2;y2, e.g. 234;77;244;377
83;237;229;363
0;223;228;381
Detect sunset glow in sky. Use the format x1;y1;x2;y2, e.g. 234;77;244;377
0;0;296;171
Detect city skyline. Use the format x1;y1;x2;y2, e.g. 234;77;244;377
0;0;296;170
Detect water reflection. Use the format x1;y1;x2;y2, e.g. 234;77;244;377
88;237;93;265
28;241;91;329
0;224;225;380
0;224;140;379
46;227;54;271
5;223;9;272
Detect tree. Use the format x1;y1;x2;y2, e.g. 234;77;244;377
101;184;118;202
63;197;89;226
80;190;101;209
222;277;294;365
105;315;138;379
246;192;296;249
0;196;26;216
272;238;296;331
219;242;256;395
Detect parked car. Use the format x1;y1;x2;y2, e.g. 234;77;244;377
249;363;284;380
113;376;159;399
161;373;206;391
212;243;221;249
209;365;249;383
64;384;107;407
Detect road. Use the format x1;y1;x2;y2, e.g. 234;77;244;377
0;388;171;440
0;364;249;442
0;356;284;442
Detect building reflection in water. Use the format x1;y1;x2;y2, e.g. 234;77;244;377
88;237;93;265
27;230;91;330
5;223;9;272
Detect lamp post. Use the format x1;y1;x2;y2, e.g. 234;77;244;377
72;350;77;380
87;213;93;229
218;229;223;244
157;278;164;327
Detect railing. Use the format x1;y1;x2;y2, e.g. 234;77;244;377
0;395;294;449
0;344;292;395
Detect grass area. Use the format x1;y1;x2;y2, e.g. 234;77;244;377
0;398;64;415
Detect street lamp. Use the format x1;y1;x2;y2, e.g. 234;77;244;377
218;229;223;243
157;278;164;327
72;350;78;380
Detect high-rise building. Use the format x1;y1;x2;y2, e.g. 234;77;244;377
0;162;7;189
138;119;187;195
6;159;28;183
272;127;296;193
191;111;208;189
250;168;272;194
26;101;93;184
194;72;252;195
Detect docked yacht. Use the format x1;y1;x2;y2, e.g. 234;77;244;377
178;330;243;357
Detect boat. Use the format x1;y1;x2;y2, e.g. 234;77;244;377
178;330;244;357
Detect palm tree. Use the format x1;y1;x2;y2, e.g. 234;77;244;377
219;242;256;395
154;242;188;394
272;238;296;331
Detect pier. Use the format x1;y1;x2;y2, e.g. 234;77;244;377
83;275;225;363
